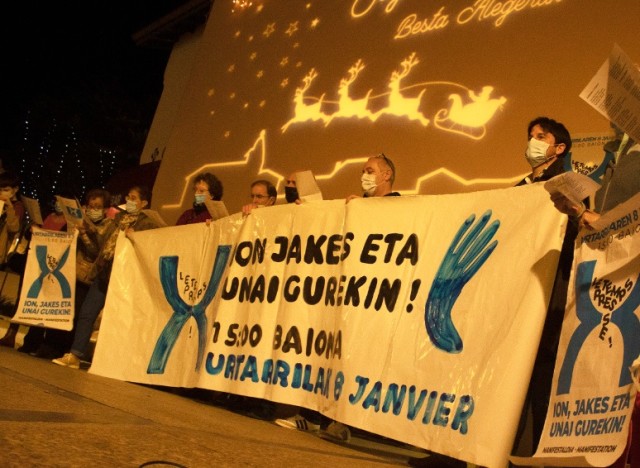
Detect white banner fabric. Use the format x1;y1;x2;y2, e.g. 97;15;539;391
514;193;640;467
90;184;566;468
12;227;77;331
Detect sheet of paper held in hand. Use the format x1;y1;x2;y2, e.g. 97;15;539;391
579;43;640;143
544;171;601;207
74;197;96;227
204;200;229;220
55;195;84;230
295;170;323;202
20;195;44;225
141;209;168;227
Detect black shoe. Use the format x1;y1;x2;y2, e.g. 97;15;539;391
34;344;63;360
17;344;39;355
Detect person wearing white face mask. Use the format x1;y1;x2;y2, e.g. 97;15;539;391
519;116;571;185
176;172;224;225
346;153;400;203
510;116;580;460
53;185;159;369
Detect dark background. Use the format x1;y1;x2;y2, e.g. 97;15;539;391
0;0;189;208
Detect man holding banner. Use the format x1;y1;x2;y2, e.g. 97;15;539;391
511;44;640;468
548;130;640;468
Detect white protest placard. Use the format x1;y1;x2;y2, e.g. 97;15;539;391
544;172;601;208
12;227;78;331
295;170;323;202
20;195;44;225
512;192;640;467
204;200;229;220
55;195;83;231
579;44;640;144
141;209;168;227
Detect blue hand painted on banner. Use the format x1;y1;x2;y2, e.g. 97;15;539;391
147;245;231;374
425;210;500;353
557;260;640;394
26;245;72;298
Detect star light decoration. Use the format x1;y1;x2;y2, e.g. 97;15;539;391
216;2;320;139
231;0;253;13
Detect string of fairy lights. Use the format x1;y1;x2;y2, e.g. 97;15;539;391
17;110;118;207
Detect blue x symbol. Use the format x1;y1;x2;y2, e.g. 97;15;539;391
27;245;71;298
557;260;640;394
147;245;231;374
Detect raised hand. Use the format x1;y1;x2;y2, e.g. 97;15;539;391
425;210;500;353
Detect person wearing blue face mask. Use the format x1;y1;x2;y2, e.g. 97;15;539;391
176;172;224;225
53;185;160;369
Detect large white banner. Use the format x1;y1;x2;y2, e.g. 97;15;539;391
514;193;640;467
12;227;77;331
91;184;566;468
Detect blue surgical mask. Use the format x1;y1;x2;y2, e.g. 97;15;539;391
125;200;140;214
194;194;207;205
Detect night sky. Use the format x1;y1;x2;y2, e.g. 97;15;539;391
1;0;191;173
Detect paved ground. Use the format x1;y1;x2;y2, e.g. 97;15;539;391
0;341;429;468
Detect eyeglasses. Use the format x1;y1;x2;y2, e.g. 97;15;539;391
375;152;395;175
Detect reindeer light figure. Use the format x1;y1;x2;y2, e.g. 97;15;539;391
376;52;429;126
326;59;375;125
281;68;330;132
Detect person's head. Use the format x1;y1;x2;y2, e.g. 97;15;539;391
125;185;151;214
361;153;395;197
250;180;276;207
525;117;572;169
85;188;111;223
285;171;303;203
193;172;223;205
0;171;20;202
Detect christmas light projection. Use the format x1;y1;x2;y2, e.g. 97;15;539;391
162;130;524;211
160;0;572;216
282;52;507;138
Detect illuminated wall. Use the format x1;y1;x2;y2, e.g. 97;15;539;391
147;0;640;223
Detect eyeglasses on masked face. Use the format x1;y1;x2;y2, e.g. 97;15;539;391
375;152;395;177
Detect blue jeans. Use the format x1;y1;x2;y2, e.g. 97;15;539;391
70;280;106;358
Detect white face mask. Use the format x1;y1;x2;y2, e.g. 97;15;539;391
525;138;554;168
125;199;140;214
87;209;104;222
361;173;378;196
194;193;207;205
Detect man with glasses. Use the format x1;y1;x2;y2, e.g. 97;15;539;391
347;153;400;202
242;179;276;215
